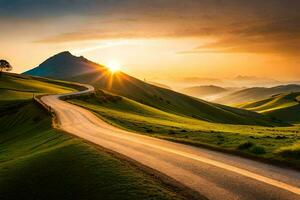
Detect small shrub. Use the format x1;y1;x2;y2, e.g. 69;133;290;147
94;89;122;103
146;129;153;133
168;130;176;135
275;135;287;140
250;145;266;154
237;141;254;150
33;116;41;122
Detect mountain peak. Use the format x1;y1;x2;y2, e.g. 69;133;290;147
54;51;72;57
23;51;103;79
50;51;91;63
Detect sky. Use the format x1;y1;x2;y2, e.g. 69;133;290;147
1;0;300;83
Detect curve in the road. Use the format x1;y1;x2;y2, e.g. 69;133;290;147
41;84;300;200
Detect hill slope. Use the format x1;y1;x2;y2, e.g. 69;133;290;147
239;92;300;123
25;51;281;126
216;85;300;105
68;90;300;167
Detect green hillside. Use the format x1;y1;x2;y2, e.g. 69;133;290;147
0;73;77;100
25;51;282;126
216;84;300;105
68;90;300;167
239;92;300;124
75;72;282;126
0;73;186;200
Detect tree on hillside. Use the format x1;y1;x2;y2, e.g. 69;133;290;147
0;59;12;73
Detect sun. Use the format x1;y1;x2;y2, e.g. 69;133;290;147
106;61;121;73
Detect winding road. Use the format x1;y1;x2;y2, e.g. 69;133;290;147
41;85;300;200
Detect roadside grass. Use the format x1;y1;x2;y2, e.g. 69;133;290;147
0;73;186;200
276;142;300;159
68;91;300;168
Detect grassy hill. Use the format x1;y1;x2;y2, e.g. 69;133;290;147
215;84;300;105
0;72;77;99
24;51;282;126
0;73;187;200
68;90;300;168
180;85;227;98
239;92;300;124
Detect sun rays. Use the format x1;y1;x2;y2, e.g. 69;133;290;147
106;61;121;74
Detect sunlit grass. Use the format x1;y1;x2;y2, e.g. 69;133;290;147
276;142;300;159
68;90;300;167
239;92;300;123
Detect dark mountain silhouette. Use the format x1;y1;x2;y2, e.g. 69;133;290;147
24;51;282;126
24;51;102;79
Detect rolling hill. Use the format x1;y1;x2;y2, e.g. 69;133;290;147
24;51;282;126
238;92;300;123
68;89;300;167
180;85;227;99
0;72;186;200
215;85;300;105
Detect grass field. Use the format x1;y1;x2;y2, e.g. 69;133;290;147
0;73;186;200
68;90;300;168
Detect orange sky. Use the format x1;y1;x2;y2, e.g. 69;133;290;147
1;0;299;82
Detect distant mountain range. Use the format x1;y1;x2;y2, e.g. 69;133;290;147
215;84;300;105
24;51;280;126
165;75;300;90
180;85;228;98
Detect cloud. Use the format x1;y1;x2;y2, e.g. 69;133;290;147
179;17;300;55
71;40;143;54
2;0;300;55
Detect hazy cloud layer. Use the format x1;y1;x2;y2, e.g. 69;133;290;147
1;0;300;55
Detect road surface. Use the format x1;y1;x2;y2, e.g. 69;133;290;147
41;85;300;200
